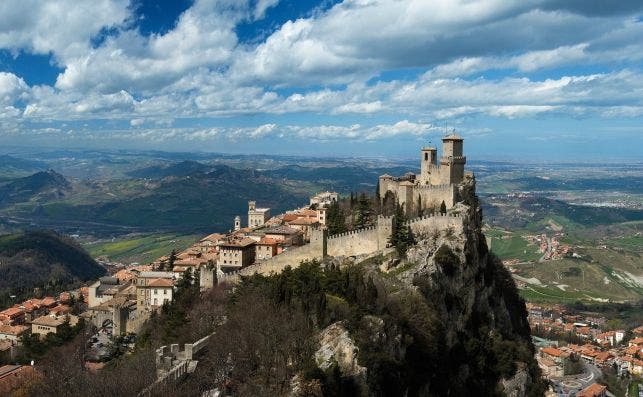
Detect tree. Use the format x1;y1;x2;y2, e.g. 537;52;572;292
417;194;423;217
167;249;178;271
440;200;447;215
326;200;346;235
355;193;372;229
389;204;414;258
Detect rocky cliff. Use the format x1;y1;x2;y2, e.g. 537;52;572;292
310;178;546;396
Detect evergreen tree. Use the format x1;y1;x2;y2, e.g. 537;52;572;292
167;249;178;271
388;205;416;258
417;194;423;217
326;200;346;235
440;200;447;215
355;193;372;229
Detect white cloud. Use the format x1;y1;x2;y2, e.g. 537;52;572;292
0;0;130;61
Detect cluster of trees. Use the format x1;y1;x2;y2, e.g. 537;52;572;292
325;192;376;236
18;318;86;363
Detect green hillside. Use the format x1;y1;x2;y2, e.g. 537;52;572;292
0;230;105;298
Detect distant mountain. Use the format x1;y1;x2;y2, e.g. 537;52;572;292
20;165;307;235
0;230;105;296
0;155;47;179
0;170;71;206
128;160;213;179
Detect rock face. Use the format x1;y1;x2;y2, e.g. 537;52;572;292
313;176;544;396
315;322;368;390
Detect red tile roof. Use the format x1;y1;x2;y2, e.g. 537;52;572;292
577;382;606;397
147;278;175;288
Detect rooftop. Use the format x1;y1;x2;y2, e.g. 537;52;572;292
31;315;67;327
220;238;256;248
147;278;175;288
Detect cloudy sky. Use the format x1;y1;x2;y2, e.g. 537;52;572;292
0;0;642;160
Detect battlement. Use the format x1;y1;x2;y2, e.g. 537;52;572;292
440;155;466;163
328;226;377;240
415;183;453;190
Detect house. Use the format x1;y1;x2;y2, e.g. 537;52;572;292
31;314;78;338
286;217;320;241
576;382;607;397
255;237;279;261
136;272;176;313
309;191;338;207
198;233;225;252
263;226;304;246
217;238;256;272
148;279;174;307
540;347;570;365
49;305;72;317
538;357;563;377
88;276;131;308
0;307;25;326
0;324;29;342
85;285;138;335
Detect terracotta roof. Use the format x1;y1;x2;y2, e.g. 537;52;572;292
287;217;319;226
50;305;71;315
0;307;24;318
40;297;57;307
257;237;279;245
147;278;175;288
541;347;568;358
282;213;299;222
31;315;66;327
220;238;256;248
577;383;606;397
264;226;300;235
0;324;29;336
630;337;643;345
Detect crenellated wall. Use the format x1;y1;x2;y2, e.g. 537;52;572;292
214;213;463;284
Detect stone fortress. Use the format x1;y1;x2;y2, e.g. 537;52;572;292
379;133;472;215
216;136;474;284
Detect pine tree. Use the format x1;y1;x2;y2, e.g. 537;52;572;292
167;249;178;271
326;200;346;235
355;193;372;229
389;203;410;257
417;194;423;217
440;200;447;215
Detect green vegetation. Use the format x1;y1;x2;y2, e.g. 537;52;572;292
18;318;86;363
84;233;200;264
0;230;105;300
489;232;541;262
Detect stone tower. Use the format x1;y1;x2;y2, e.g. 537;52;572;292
419;146;438;185
248;201;256;211
440;134;466;184
234;215;241;231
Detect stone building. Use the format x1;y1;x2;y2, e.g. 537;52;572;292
379;134;471;215
217;237;256;272
248;201;271;227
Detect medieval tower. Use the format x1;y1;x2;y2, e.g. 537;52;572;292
379;133;470;215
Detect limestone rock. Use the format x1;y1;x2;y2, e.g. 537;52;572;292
314;322;367;389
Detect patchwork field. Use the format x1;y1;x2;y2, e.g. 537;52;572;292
83;233;201;265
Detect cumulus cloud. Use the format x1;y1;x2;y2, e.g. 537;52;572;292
0;0;129;61
0;0;641;144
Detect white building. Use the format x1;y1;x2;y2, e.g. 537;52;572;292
248;201;271;227
310;191;339;208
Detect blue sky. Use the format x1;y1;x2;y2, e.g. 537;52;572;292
0;0;642;160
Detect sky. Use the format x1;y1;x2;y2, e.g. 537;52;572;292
0;0;642;161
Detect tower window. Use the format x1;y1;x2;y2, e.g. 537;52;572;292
424;153;428;161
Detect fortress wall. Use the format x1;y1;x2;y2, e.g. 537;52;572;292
416;183;456;209
407;213;464;236
327;227;379;257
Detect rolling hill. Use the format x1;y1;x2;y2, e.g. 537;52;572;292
0;230;105;297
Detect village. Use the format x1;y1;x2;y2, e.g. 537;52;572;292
528;302;643;396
